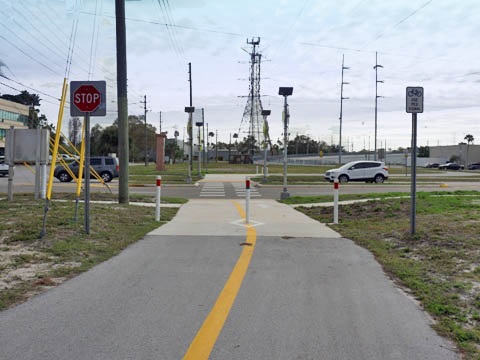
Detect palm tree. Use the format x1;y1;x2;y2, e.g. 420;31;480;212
464;134;474;167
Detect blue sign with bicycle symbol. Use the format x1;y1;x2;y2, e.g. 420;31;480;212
406;86;424;113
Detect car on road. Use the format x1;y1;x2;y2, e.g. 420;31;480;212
324;160;389;183
438;162;464;170
0;161;8;177
467;162;480;170
54;156;119;183
425;162;440;168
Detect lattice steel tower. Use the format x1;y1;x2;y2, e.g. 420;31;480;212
239;37;264;160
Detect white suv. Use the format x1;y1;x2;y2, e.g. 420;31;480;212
324;161;389;183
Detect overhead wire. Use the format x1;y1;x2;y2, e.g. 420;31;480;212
0;34;63;77
9;5;88;74
90;0;104;80
65;6;80;79
0;8;81;75
0;74;60;101
44;2;92;59
161;0;186;58
88;0;100;80
0;80;58;106
153;0;184;62
362;0;434;48
268;0;309;60
80;11;243;37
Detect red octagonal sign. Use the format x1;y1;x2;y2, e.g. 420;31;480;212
73;85;101;113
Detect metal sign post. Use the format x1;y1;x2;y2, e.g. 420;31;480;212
84;112;91;234
70;81;107;234
245;177;251;224
406;87;423;235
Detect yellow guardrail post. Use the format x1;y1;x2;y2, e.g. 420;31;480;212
40;78;68;239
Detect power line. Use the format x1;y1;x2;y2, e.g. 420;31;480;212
0;34;63;77
80;11;243;37
363;0;434;48
0;80;59;106
158;0;185;59
43;2;92;59
298;41;439;61
0;7;80;74
65;10;80;78
153;0;183;61
269;0;309;59
10;6;83;71
88;0;100;79
0;74;60;101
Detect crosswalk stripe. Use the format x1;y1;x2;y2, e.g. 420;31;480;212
200;183;226;197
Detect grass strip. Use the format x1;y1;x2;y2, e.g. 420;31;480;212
0;194;180;310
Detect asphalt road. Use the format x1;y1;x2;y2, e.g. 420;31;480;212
1;165;478;199
0;199;458;359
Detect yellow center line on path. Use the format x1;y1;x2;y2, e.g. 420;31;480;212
182;200;257;360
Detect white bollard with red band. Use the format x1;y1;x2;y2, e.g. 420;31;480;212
333;179;339;224
156;176;162;221
245;176;251;224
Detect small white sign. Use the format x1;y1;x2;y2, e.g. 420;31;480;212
406;87;423;113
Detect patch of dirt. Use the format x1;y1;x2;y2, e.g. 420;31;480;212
0;243;82;293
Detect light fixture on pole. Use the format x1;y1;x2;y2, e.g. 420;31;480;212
261;109;271;183
195;114;203;178
184;106;195;183
278;87;293;200
373;51;384;161
233;132;239;162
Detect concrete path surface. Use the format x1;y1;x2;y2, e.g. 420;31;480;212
0;199;458;359
148;199;341;238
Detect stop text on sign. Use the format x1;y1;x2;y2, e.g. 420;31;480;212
70;80;106;117
75;92;100;106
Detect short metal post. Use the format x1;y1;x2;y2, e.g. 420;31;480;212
156;176;161;221
245;176;250;224
7;126;14;202
333;179;339;224
40;164;47;199
263;147;268;183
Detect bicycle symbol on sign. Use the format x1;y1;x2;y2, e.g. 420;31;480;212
407;88;423;97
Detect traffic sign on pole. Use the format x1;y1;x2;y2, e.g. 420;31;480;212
70;81;106;116
406;86;424;235
406;87;423;113
69;80;107;234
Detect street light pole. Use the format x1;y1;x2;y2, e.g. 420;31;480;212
261;109;271;183
279;87;293;200
195;109;204;177
143;94;148;167
339;54;349;165
185;106;195;183
187;62;193;182
374;52;384;161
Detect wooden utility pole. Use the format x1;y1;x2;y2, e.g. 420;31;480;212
115;0;129;204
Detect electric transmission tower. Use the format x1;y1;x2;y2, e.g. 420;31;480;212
238;37;265;161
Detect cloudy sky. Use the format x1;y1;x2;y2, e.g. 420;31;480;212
1;0;479;151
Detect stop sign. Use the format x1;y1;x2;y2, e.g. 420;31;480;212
73;85;101;113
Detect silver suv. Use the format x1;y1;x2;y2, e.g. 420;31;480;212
324;160;389;183
54;156;119;183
